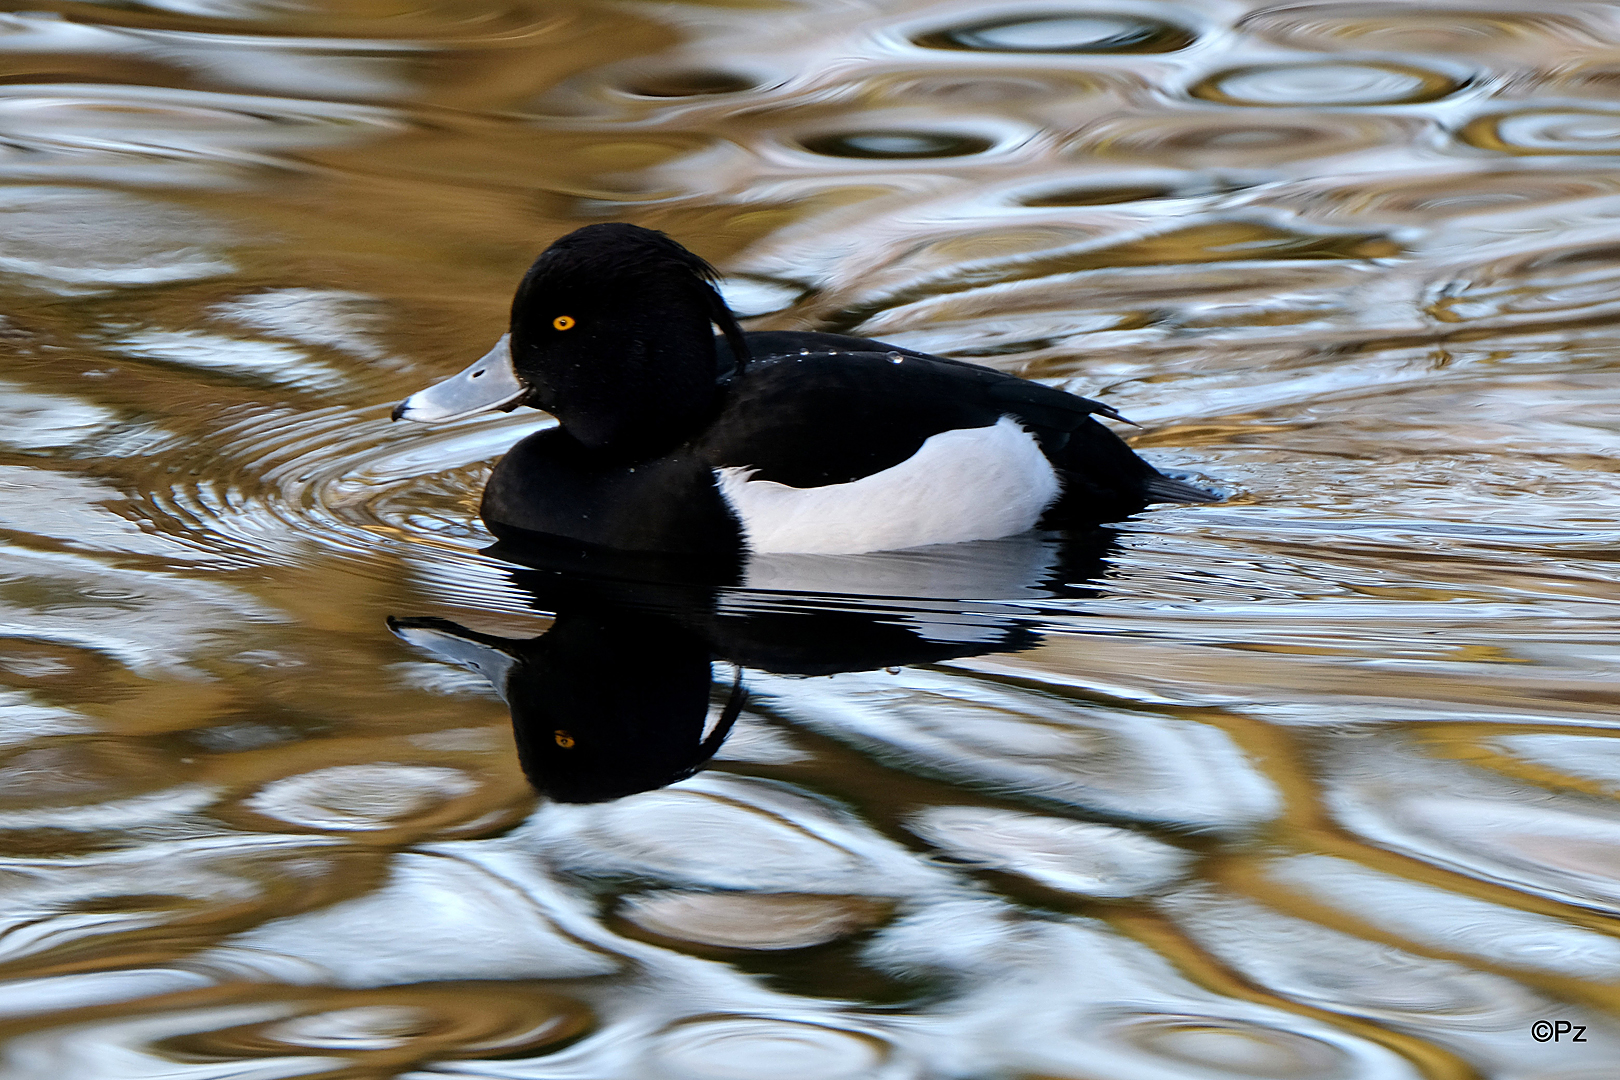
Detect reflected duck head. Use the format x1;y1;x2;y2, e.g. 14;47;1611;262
389;611;743;804
394;224;750;458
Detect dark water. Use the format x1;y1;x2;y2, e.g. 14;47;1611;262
0;1;1619;1077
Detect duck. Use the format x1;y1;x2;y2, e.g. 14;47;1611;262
392;223;1215;558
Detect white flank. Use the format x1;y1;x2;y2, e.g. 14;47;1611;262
715;415;1061;555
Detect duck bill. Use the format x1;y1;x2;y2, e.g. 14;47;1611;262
387;616;518;702
392;334;527;422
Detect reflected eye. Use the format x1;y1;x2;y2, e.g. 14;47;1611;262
553;315;576;331
553;729;576;748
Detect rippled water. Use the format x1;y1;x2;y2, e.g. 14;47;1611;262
1;0;1619;1076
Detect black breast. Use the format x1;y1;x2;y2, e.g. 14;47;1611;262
481;428;744;556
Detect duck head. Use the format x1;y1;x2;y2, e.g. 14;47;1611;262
394;224;751;458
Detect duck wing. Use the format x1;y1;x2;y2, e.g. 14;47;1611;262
727;329;1131;417
706;330;1216;509
698;343;1013;487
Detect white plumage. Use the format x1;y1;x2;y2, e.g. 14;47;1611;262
714;415;1061;555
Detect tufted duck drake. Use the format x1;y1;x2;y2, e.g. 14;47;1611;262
392;223;1215;557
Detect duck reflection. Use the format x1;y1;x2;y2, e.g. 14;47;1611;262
390;528;1118;803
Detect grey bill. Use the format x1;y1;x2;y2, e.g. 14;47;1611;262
392;334;526;422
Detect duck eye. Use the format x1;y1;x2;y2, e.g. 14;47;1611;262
553;729;575;748
552;315;576;331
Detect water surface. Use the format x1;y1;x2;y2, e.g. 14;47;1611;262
1;1;1619;1077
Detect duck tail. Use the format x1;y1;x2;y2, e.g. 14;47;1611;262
1144;473;1221;504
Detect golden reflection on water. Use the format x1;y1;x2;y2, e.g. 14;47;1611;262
0;0;1619;1077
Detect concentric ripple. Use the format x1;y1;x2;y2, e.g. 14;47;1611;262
617;891;892;951
0;186;231;292
913;12;1194;54
1070;112;1406;164
1241;4;1615;55
796;129;998;160
238;763;482;833
1462;108;1620;154
134;403;549;579
908;807;1191;897
1101;1013;1353;1079
1192;62;1460;107
11;0;569;43
648;1015;900;1080
0;84;408;163
0;842;380;975
152;983;592;1071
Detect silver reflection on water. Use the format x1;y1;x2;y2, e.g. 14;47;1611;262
0;0;1617;1076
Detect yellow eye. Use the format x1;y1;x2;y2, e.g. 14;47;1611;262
553;729;575;748
553;315;576;331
